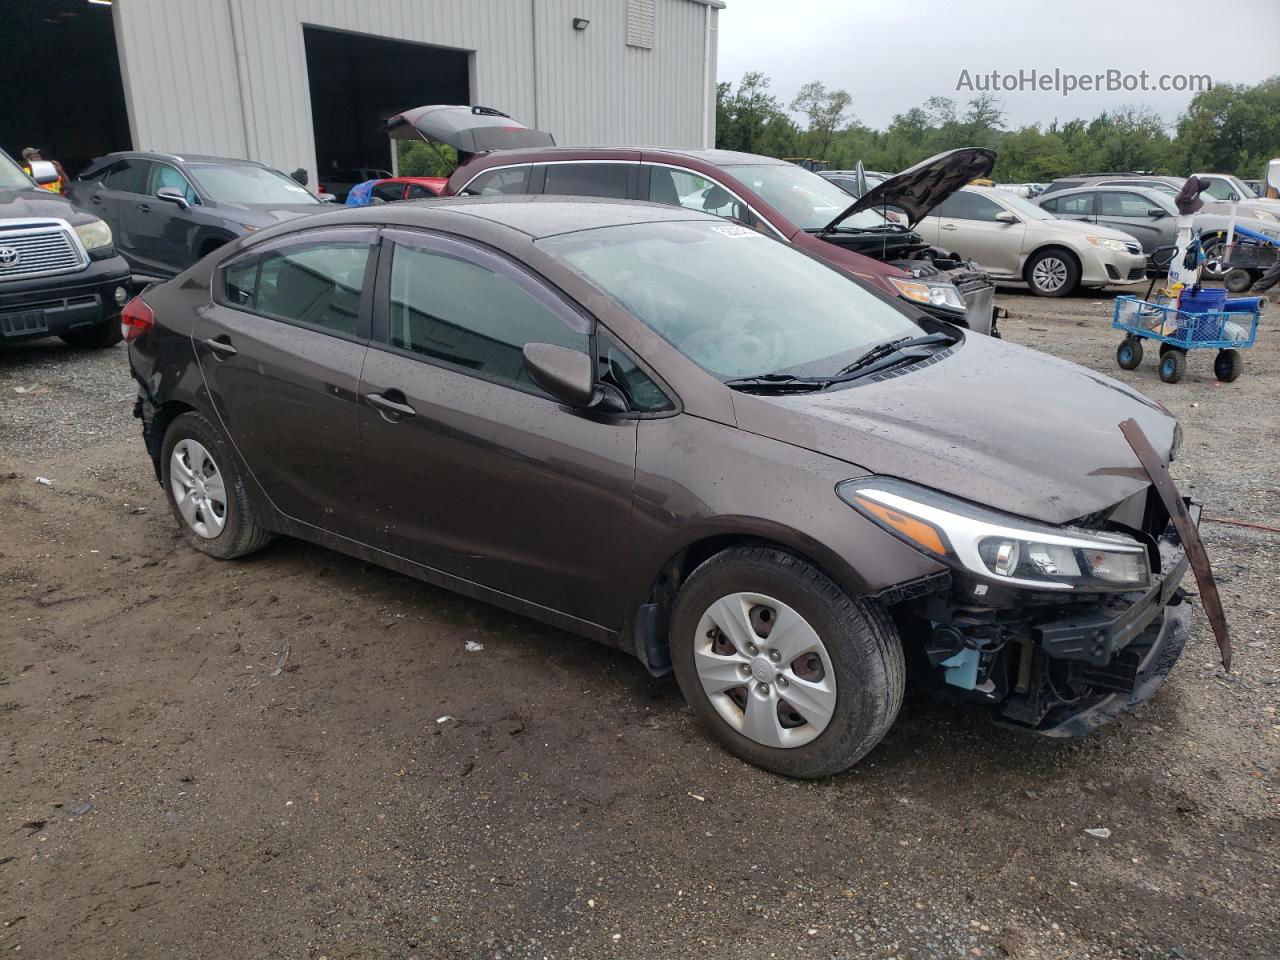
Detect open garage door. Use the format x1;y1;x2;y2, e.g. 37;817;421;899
0;0;132;176
303;27;470;197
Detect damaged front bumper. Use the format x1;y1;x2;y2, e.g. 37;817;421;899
893;497;1199;737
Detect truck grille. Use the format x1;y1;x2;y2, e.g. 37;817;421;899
0;223;87;281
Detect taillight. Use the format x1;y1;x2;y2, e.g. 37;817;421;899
120;296;155;343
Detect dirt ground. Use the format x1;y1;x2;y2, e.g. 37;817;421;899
2;285;1277;960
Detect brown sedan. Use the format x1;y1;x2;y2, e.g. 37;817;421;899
124;197;1193;777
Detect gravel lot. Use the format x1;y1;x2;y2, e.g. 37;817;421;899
2;286;1277;960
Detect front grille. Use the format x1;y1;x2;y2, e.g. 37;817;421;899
0;224;86;281
1127;266;1146;280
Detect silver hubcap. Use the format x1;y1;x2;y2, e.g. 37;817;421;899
169;439;227;539
1032;257;1068;292
694;592;837;748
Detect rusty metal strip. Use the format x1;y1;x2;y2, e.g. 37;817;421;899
1119;418;1231;671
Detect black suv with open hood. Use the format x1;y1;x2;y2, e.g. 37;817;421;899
0;148;132;348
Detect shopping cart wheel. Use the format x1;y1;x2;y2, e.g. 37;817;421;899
1116;337;1143;370
1159;349;1187;384
1223;268;1256;294
1213;348;1242;383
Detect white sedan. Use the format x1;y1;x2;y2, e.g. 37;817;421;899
915;186;1148;297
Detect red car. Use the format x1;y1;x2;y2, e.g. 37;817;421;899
370;176;448;202
383;106;999;334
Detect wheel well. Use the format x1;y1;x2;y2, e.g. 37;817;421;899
1023;245;1080;282
145;400;196;476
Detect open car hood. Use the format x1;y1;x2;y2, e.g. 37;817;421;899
383;105;555;155
823;148;997;231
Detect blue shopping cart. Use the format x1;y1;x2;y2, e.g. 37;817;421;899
1112;287;1262;383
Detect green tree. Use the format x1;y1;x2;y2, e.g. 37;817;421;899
789;81;854;160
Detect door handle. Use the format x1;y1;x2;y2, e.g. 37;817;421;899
366;391;416;420
941;223;957;231
136;202;151;212
202;336;237;358
90;193;103;204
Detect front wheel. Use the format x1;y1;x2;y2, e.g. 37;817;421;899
1223;268;1257;294
1025;249;1080;297
1214;348;1242;382
1116;337;1143;370
1159;348;1187;384
60;318;122;349
669;545;904;778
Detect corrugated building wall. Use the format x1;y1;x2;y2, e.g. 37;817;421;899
111;0;719;176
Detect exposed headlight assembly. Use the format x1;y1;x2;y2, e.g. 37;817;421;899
74;219;113;252
888;277;965;311
837;477;1151;592
1086;236;1129;253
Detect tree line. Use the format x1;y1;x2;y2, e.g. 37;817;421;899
715;72;1280;182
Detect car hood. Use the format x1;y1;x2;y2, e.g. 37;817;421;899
383;104;555;155
0;186;100;227
732;333;1175;525
825;148;997;231
217;203;326;227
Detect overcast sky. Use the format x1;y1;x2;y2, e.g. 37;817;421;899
717;0;1280;130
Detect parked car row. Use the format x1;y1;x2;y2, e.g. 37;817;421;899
115;106;1201;777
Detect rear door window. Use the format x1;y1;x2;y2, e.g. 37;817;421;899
460;166;531;196
542;163;633;199
219;229;375;339
1097;192;1150;217
373;182;406;202
105;158;153;195
1056;193;1095;216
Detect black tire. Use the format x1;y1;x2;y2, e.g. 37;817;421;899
1025;248;1080;298
60;318;122;349
1223;268;1256;294
1213;348;1242;383
1158;348;1187;384
1116;337;1143;370
160;411;272;559
669;545;905;778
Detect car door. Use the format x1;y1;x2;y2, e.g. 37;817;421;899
931;191;1024;276
93;158;153;272
1044;191;1095;224
192;226;377;539
1095;191;1172;251
357;228;641;630
132;160;202;276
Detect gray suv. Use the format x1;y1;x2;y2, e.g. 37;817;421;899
67;153;327;281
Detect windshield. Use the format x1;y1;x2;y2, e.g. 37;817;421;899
993;191;1055;221
723;163;888;231
1231;176;1259;199
540;220;921;380
0;152;33;189
187;164;319;205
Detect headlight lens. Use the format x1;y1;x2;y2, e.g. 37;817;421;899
888;277;965;311
74;219;113;251
1087;236;1128;252
837;477;1151;592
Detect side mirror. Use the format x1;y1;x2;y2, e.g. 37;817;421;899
156;186;190;210
993;211;1019;224
28;160;59;185
1147;207;1167;219
523;342;595;408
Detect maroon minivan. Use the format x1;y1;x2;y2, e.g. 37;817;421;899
384;106;999;334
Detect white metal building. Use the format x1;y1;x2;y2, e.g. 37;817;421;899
3;0;721;182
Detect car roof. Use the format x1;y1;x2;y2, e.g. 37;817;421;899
420;195;714;238
89;151;268;168
462;146;789;167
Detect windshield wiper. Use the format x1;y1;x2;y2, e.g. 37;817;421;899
831;332;956;381
723;373;829;393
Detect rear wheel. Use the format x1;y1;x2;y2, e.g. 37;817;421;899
1213;348;1242;382
670;545;904;778
1159;348;1187;384
160;412;271;559
1116;337;1143;370
1223;268;1257;294
60;318;122;349
1025;248;1080;297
